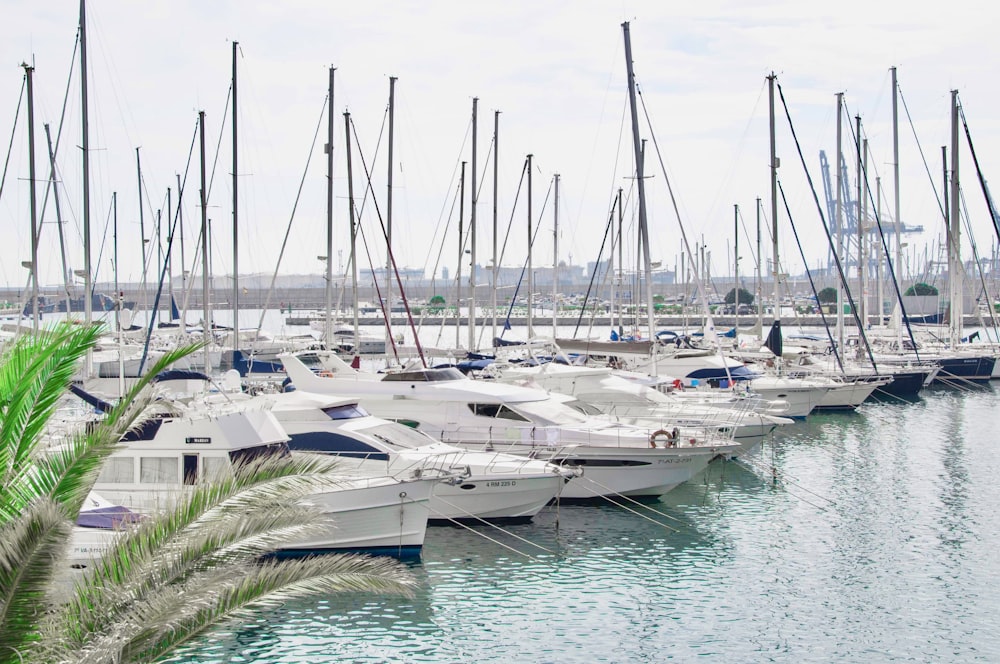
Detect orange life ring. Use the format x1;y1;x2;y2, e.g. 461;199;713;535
318;370;334;378
649;429;677;448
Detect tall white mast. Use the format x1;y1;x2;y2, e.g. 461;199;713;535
622;21;656;343
199;111;211;373
949;89;962;348
232;41;239;332
469;97;478;351
491;110;499;346
891;66;903;346
344;111;360;347
80;0;93;331
526;154;534;337
324;66;335;348
23;63;39;333
552;173;560;335
385;76;397;348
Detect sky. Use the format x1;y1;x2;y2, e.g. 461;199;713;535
1;0;999;294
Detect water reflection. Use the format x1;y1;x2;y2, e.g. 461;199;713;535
165;389;1000;663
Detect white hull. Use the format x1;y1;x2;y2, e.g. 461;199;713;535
747;377;830;418
284;475;435;556
450;442;717;499
430;473;566;521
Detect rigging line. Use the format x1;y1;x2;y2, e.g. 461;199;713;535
500;173;554;338
0;77;26;217
168;125;202;347
348;115;413;365
142;119;201;371
419;175;462;343
777;180;844;373
251;96;328;338
34;31;79;259
840;96;925;362
498;159;528;267
897;84;947;224
958;188;998;337
958;102;1000;245
422;116;471;280
348;122;401;365
636;83;729;379
958;186;1000;339
775;80;884;371
428;496;555;555
735;206;760;279
572;197;617;338
705;77;770;227
732;457;831;512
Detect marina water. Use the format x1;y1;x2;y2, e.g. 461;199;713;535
162;375;1000;662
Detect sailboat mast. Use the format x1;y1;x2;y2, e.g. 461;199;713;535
950;89;962;348
835;92;844;354
734;203;739;324
178;173;186;294
113;192;118;327
768;74;780;331
23;63;39;333
386;76;397;345
325;66;336;348
859;129;868;330
553;173;560;335
619;188;624;337
199;110;211;372
622;21;656;342
891;66;903;346
344;111;360;346
457;161;466;349
136;148;147;285
80;0;92;328
756;197;763;333
232;41;239;332
491;110;499;345
527;153;534;337
43;123;72;316
469;97;478;351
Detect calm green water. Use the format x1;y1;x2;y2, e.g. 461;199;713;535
167;385;1000;663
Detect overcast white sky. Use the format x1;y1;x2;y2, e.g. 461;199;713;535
2;0;998;293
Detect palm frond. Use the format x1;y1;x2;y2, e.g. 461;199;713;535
0;324;103;506
0;499;72;656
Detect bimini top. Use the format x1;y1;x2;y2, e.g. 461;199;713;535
381;367;466;383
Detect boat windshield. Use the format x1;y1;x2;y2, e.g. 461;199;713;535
229;442;290;467
321;403;369;420
382;368;466;382
366;422;437;450
507;399;591;426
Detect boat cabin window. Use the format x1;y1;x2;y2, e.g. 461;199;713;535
183;454;198;486
382;367;465;382
510;399;590;426
287;432;387;460
469;403;530;421
229;442;290;468
321;404;369;420
140;457;179;484
368;422;437;450
203;456;230;481
97;457;134;484
561;399;604;416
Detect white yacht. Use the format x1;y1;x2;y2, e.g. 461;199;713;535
278;351;739;500
190;387;576;523
489;362;791;455
81;405;440;558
